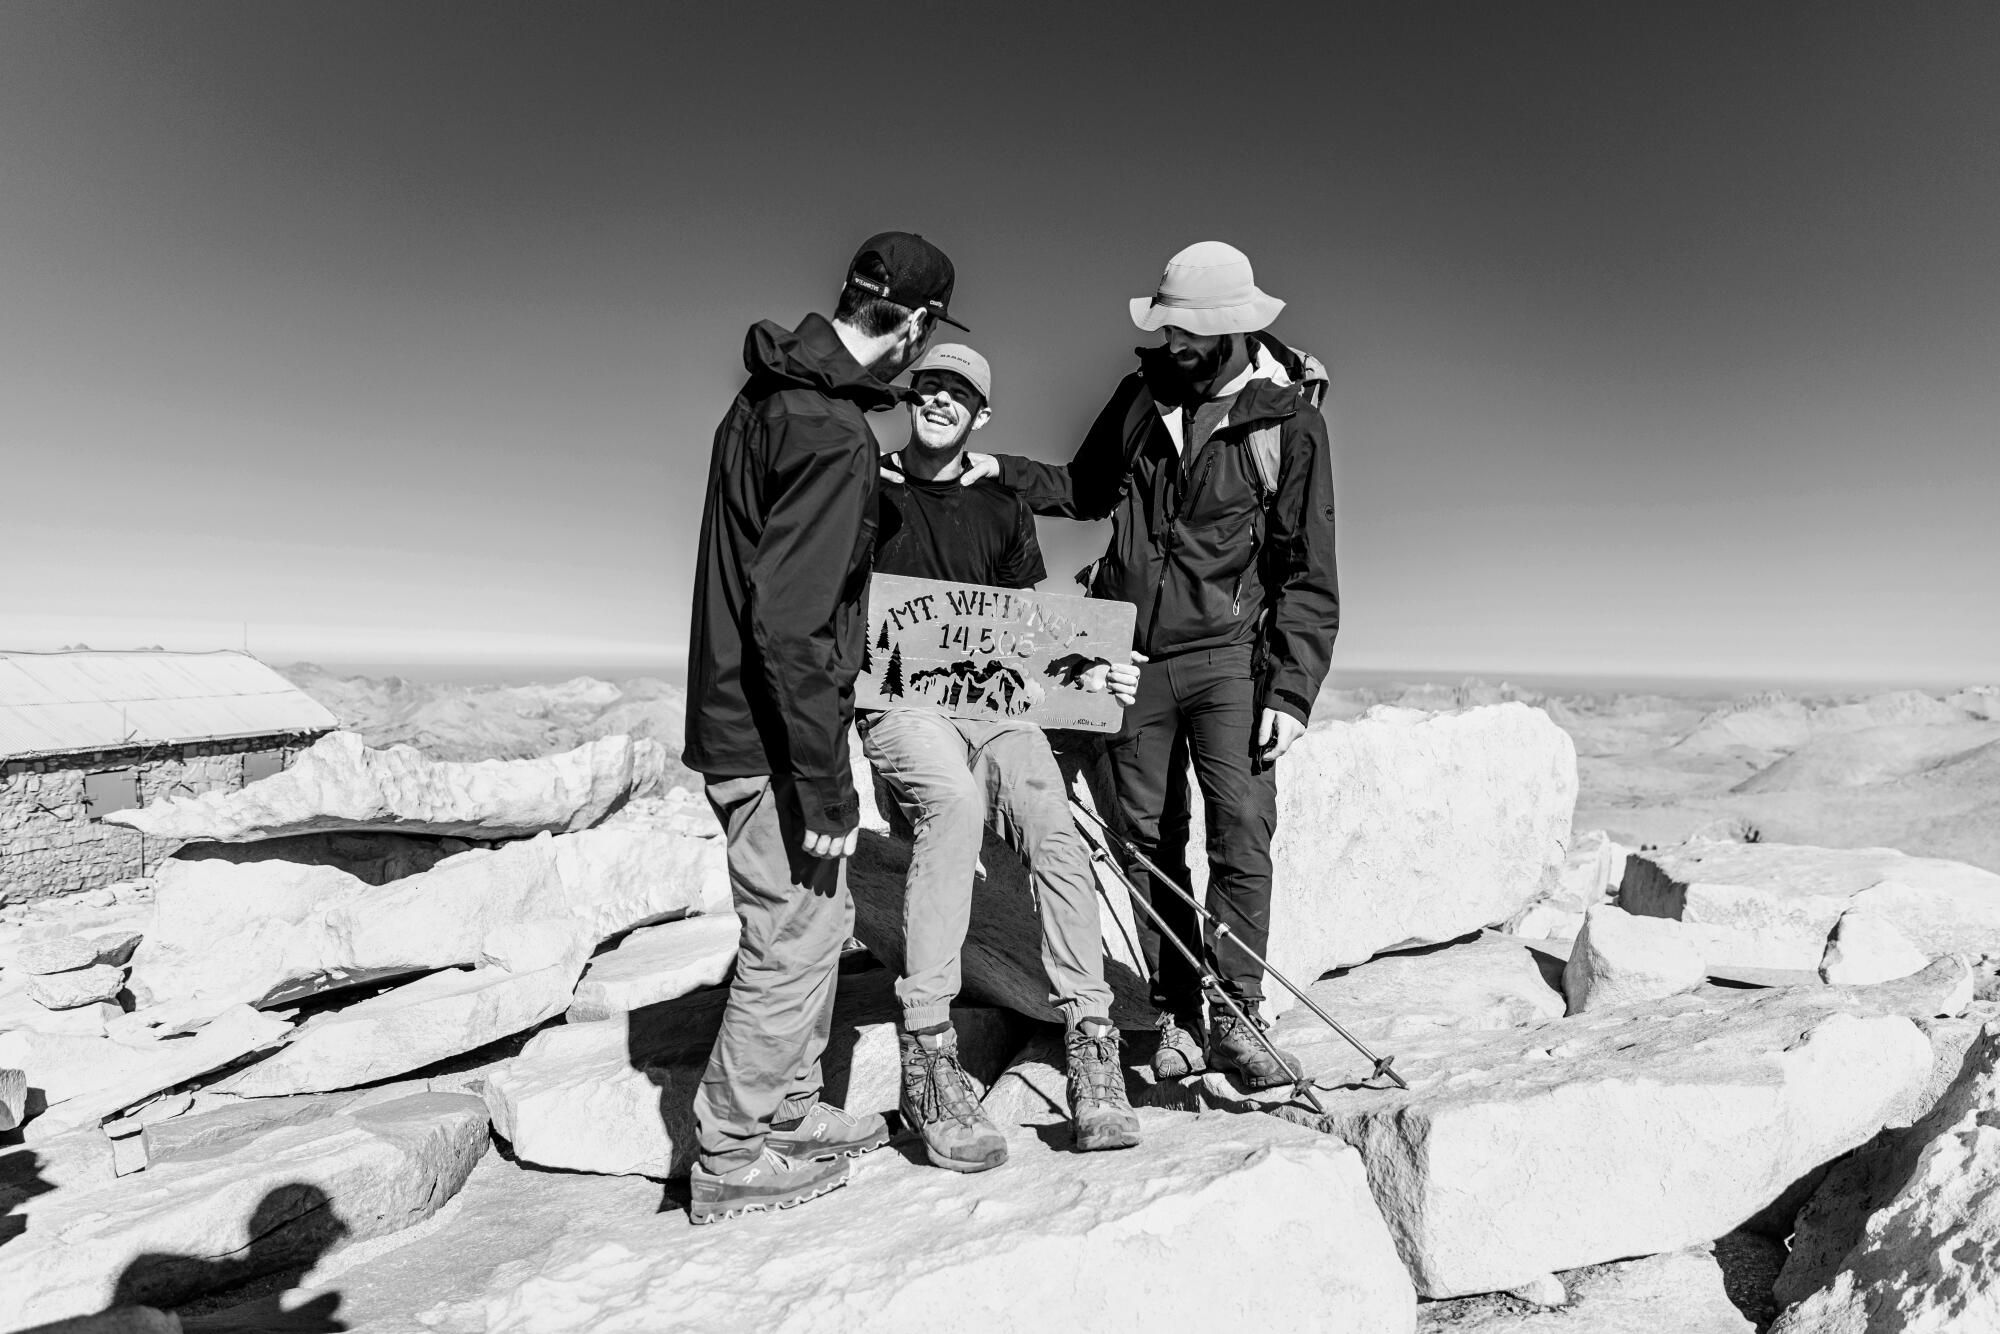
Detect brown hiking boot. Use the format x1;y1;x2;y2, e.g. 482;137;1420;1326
899;1025;1008;1173
1066;1018;1141;1152
1149;1009;1205;1081
764;1101;890;1162
1206;1002;1303;1090
688;1147;849;1224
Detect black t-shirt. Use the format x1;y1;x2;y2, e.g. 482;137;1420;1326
873;464;1046;590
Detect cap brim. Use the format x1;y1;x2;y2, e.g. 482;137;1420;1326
1130;293;1284;335
936;311;970;332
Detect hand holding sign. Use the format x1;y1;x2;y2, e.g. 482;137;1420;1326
1075;654;1143;705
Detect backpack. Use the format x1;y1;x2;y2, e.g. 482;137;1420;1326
1241;336;1328;504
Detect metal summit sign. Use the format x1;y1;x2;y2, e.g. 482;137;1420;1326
858;573;1135;733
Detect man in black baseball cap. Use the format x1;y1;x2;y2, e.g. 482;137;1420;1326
683;230;964;1223
844;230;969;333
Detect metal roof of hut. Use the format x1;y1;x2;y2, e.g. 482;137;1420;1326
0;650;339;760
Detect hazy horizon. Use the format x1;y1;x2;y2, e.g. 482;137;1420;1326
273;656;1992;702
6;4;1996;683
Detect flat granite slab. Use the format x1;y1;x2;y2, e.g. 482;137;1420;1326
1172;961;1970;1298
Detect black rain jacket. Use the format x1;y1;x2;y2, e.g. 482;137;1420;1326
996;343;1340;724
683;313;896;833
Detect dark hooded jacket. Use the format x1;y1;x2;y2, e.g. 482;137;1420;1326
683;313;897;833
995;340;1340;724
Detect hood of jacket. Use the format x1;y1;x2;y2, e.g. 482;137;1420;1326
742;313;904;411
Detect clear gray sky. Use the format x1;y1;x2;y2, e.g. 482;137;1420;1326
4;3;1994;684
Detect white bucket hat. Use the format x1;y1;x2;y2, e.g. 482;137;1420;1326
1129;241;1285;335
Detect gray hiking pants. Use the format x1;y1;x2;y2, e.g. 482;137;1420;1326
860;711;1115;1031
693;774;854;1172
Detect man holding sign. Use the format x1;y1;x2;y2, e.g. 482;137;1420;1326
868;343;1143;1172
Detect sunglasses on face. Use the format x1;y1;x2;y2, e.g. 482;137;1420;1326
911;374;982;409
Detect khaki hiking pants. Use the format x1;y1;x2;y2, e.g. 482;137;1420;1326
860;710;1114;1031
694;774;853;1173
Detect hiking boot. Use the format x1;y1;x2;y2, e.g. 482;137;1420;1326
688;1146;849;1225
899;1024;1008;1173
1065;1018;1141;1153
764;1101;890;1162
1149;1009;1205;1081
1206;1002;1303;1090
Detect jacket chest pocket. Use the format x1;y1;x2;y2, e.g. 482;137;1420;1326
1166;508;1260;585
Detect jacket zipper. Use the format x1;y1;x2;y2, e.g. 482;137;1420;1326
1233;518;1267;617
1147;427;1223;651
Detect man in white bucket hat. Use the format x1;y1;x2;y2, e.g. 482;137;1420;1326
959;241;1340;1089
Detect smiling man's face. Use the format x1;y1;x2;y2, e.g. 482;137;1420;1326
908;369;989;452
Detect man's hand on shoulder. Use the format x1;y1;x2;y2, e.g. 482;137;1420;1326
879;451;999;486
1257;708;1306;765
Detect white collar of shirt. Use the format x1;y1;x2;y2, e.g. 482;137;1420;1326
1155;343;1292;455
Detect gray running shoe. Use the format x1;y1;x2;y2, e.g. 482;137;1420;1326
688;1146;849;1225
1066;1018;1141;1152
765;1101;890;1162
899;1025;1008;1173
1206;1002;1303;1090
1149;1010;1205;1081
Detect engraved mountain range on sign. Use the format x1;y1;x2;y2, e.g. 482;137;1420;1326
904;659;1045;716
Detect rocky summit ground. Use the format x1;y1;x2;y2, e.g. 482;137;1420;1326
3;671;1997;1333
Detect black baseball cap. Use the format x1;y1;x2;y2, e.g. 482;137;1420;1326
846;231;969;331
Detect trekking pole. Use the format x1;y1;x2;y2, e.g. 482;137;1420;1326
1069;799;1408;1093
1075;824;1332;1117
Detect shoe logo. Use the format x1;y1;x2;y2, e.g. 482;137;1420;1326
745;1168;760;1183
814;1125;828;1140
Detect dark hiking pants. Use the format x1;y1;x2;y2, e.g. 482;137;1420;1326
1104;643;1277;1018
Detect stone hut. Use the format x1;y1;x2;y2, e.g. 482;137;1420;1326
0;650;338;903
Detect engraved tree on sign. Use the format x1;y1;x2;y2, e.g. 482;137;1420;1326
882;643;905;699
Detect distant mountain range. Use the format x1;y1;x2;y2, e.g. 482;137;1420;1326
278;662;700;790
280;663;1999;872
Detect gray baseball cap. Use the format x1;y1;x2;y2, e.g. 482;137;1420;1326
907;343;992;403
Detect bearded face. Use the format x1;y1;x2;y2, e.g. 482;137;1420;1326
1163;328;1234;386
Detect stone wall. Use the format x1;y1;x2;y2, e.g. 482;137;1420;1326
0;737;314;903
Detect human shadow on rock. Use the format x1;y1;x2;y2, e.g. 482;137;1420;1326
12;1184;353;1332
0;1144;55;1248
